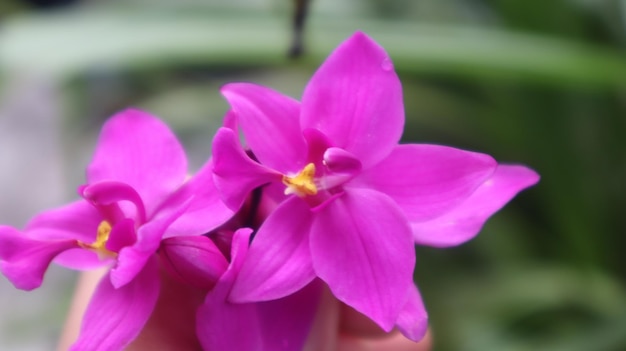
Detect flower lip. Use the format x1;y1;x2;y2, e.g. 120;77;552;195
79;181;148;225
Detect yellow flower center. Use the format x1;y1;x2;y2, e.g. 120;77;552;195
78;220;117;259
282;163;318;197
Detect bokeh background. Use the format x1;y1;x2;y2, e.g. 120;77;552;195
1;0;626;350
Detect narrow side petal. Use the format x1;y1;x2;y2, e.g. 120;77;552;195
310;189;414;331
23;200;105;271
229;197;315;303
197;228;263;351
70;258;160;351
353;144;497;222
212;127;282;211
159;160;234;238
0;226;78;290
301;32;404;168
412;165;540;247
25;200;101;243
221;83;306;173
86;109;187;215
395;284;429;342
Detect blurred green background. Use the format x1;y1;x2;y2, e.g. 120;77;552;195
1;0;625;350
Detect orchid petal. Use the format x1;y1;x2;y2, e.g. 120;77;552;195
80;181;146;224
111;197;192;288
53;249;106;271
310;188;414;331
86;109;187;216
198;298;262;351
197;228;262;351
256;280;323;351
19;200;106;272
301;32;404;168
256;181;286;215
412;165;540;247
323;147;362;175
160;160;234;237
23;200;112;270
160;235;228;290
321;147;362;190
353;144;497;222
105;218;136;253
222;109;238;131
70;258;160;351
230;196;315;303
198;228;320;351
395;284;429;342
302;128;333;168
221;83;306;173
212;127;282;211
25;200;101;243
0;226;78;290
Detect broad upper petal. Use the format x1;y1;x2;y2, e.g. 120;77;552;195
86;109;187;216
412;165;539;247
70;258;160;351
353;144;497;222
212;127;282;211
0;226;79;290
310;188;414;331
221;83;306;174
229;196;315;303
395;283;429;342
300;32;404;168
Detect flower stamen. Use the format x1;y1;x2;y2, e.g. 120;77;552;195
78;220;117;259
282;163;318;197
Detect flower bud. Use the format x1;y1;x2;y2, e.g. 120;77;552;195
160;235;228;290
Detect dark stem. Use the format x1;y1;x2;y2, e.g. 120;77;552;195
288;0;311;59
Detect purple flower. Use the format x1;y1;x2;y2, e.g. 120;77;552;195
0;109;232;350
211;32;539;338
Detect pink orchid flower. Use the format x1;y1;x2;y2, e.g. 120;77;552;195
0;109;232;350
211;31;539;338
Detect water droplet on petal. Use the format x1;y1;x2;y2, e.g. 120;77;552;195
381;57;393;71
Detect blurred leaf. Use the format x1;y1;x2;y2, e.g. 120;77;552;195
1;10;626;87
428;266;626;351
